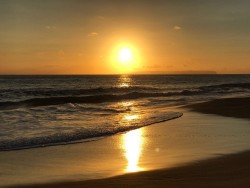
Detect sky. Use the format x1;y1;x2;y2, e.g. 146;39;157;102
0;0;250;74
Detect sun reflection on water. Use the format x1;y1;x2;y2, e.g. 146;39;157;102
118;75;132;88
124;114;139;121
118;74;144;172
121;101;134;107
123;128;144;172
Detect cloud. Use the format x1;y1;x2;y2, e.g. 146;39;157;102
174;25;182;31
45;25;57;30
88;32;98;37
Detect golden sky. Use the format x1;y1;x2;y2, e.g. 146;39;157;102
1;0;250;74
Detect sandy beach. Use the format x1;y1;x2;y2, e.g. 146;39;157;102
1;97;250;188
186;97;250;120
12;151;250;188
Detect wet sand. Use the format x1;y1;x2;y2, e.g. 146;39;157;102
11;151;250;188
4;97;250;188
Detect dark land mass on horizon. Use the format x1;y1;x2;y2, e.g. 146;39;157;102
135;70;217;75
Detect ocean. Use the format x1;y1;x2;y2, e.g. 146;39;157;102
1;74;250;151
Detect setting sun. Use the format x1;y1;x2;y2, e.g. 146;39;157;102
108;42;142;74
115;46;135;73
118;48;133;63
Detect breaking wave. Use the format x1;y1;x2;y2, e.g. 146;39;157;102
1;82;250;110
0;111;182;151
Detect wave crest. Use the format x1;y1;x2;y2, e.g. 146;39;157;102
0;111;182;151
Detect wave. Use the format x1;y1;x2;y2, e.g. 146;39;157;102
0;90;203;110
0;111;182;151
198;82;250;91
0;86;160;97
1;82;250;110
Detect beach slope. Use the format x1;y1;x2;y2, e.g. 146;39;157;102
9;97;250;188
10;151;250;188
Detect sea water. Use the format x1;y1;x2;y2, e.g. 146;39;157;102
1;74;250;151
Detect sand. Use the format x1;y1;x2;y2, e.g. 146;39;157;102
11;151;250;188
4;97;250;188
185;97;250;120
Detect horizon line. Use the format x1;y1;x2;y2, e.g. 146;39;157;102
1;73;250;76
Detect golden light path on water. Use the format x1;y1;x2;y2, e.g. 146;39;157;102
118;75;132;88
118;75;144;172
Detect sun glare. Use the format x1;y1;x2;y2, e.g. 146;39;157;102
108;42;142;74
118;48;133;63
116;47;135;73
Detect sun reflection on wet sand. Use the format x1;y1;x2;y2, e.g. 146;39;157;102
123;129;144;172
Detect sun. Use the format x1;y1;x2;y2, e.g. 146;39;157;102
108;43;142;74
118;48;133;63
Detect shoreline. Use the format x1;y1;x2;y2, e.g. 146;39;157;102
185;97;250;120
6;97;250;188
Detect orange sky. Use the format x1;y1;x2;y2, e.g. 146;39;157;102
1;0;250;74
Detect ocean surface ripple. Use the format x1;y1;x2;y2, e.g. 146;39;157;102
1;75;250;150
